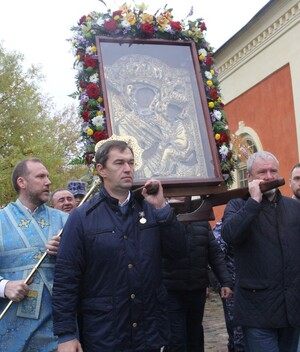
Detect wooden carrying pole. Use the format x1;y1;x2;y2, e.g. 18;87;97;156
0;179;100;320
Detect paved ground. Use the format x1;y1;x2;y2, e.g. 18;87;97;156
203;289;229;352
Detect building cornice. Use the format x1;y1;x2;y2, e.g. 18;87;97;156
216;1;300;81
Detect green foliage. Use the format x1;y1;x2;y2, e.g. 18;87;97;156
0;44;87;205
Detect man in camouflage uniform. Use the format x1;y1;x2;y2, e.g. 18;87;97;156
213;220;245;352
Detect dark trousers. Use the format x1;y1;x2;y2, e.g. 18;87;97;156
165;289;207;352
243;326;300;352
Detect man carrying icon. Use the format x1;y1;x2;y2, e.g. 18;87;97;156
222;151;300;352
52;137;187;352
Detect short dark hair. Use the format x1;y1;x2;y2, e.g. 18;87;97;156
49;188;74;206
12;158;42;193
290;162;300;176
95;140;134;182
95;140;134;167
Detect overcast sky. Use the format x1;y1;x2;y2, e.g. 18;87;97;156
0;0;270;110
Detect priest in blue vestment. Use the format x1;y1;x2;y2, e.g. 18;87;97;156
0;158;68;352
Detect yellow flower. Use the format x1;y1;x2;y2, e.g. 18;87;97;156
162;10;173;22
113;15;120;20
119;4;130;14
91;46;97;53
217;97;222;103
206;80;213;87
210;69;215;75
157;15;169;28
199;54;205;61
126;12;136;25
97;110;103;116
87;128;94;136
97;97;103;103
215;133;221;140
140;13;153;24
208;102;215;109
136;2;148;12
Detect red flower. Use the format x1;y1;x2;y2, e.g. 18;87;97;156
93;131;108;143
86;83;100;99
141;23;154;36
200;22;207;31
205;56;213;67
170;21;182;32
104;19;118;31
216;132;229;146
84;55;96;69
78;16;87;25
76;49;85;61
210;88;218;100
81;111;90;122
113;10;122;17
85;152;94;165
80;81;88;89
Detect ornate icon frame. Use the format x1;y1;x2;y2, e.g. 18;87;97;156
95;37;225;196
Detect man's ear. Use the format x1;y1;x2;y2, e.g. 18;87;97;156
17;176;26;190
96;163;106;179
246;171;252;182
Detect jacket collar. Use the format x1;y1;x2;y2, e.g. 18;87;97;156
86;186;141;215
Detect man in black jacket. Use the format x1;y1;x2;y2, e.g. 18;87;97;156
222;151;300;352
52;139;187;352
163;202;232;352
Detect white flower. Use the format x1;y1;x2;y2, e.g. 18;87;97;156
86;46;94;55
213;110;222;121
198;48;207;57
96;17;105;26
205;71;213;79
92;115;105;127
219;145;229;156
120;20;131;28
76;62;84;72
164;24;172;32
82;124;90;133
89;73;99;83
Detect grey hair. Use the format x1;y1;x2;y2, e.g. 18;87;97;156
247;151;279;174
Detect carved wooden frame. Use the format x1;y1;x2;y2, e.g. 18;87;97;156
96;37;225;196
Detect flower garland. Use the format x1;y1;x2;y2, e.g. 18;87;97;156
69;3;235;186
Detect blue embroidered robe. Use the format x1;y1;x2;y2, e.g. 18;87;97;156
0;200;68;352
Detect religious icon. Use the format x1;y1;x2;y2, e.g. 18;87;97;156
96;37;224;195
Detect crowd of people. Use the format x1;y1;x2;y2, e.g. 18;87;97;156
1;144;300;352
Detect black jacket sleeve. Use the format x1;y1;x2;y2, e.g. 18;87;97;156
221;197;262;244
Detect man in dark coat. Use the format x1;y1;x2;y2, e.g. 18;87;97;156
52;139;186;352
163;199;232;352
222;151;300;352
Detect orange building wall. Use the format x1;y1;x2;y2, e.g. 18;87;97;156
211;64;298;225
